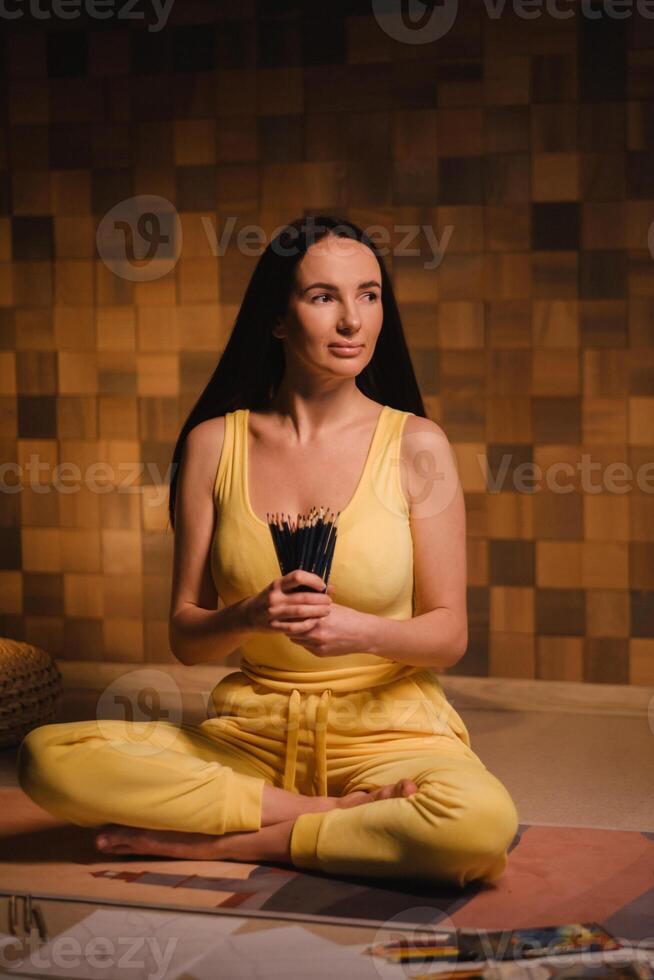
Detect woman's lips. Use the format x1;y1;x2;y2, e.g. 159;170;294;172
329;345;363;357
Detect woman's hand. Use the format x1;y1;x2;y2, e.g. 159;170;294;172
271;598;375;658
244;570;335;632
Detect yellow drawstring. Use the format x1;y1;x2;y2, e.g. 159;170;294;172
281;688;332;796
314;688;332;797
282;689;301;792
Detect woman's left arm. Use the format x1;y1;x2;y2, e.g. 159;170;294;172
363;416;468;669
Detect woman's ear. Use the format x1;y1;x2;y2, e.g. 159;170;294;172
272;315;285;341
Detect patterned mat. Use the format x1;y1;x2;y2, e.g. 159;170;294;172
0;788;651;941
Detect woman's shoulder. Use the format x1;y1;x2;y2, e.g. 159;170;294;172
188;415;227;447
184;417;227;482
401;412;449;442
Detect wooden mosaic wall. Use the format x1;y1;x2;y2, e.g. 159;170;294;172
0;1;653;684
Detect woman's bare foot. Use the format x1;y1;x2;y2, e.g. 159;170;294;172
94;777;419;860
338;778;419;808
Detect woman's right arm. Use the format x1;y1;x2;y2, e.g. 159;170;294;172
168;418;255;666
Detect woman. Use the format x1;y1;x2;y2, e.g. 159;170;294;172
17;216;519;887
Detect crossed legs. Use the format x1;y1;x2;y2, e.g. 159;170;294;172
17;719;518;886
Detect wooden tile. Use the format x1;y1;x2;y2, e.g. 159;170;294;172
533;349;580;397
19;482;59;526
483;253;532;300
23;572;63;617
583;349;630;396
531;252;578;299
62;618;103;660
485;205;530;252
537;541;583;588
487;300;532;349
630;542;654;589
532;54;577;103
483;107;530;153
0;572;22;614
582;397;628;444
486;396;532;442
104;574;143;619
96;308;136;353
174;120;216;166
532;300;579;347
583;637;629;684
489;632;535;679
628;296;654;347
438;253;484;300
437;302;484;348
584;495;630;542
486;491;533;540
582;541;629;589
21;528;61;573
536;635;584;681
629;397;654;444
631;590;654;636
531;104;578;153
484;154;530;203
580;300;628;347
487;350;531;394
536;588;585;636
452;442;487;493
60;529;101;573
437;108;483;156
580;251;627;300
629;638;654;684
144;618;176;664
103;619;144;662
532;396;581;443
532;153;579;201
531;202;579;250
489;539;534;586
24;617;64;656
586;589;630;638
490;586;534;634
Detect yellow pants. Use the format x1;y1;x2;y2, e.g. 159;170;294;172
17;668;519;888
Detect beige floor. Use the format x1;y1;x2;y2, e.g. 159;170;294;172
2;662;653;831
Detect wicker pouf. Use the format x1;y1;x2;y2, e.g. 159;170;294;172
0;638;63;749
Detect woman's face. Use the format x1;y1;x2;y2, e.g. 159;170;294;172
274;235;383;377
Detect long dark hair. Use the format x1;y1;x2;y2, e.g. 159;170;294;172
167;214;427;530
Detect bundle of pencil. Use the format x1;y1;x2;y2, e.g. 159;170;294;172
266;506;339;593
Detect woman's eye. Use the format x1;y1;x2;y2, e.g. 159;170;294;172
312;293;379;303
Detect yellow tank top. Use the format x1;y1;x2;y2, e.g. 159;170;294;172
211;404;422;694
